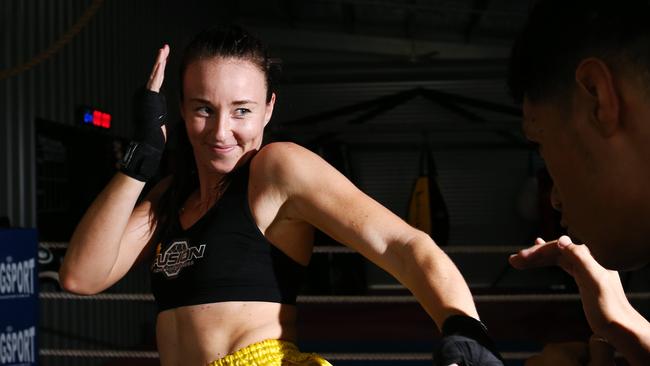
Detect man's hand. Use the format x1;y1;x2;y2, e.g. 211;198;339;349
510;236;650;365
510;236;630;336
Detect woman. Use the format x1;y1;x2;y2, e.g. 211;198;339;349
60;26;500;366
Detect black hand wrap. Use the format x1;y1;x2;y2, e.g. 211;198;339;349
433;315;504;366
119;88;167;182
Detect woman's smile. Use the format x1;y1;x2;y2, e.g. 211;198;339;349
208;143;237;154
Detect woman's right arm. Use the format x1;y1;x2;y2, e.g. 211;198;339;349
60;45;170;295
59;174;157;294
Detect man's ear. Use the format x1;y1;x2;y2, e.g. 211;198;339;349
264;92;276;127
575;58;621;137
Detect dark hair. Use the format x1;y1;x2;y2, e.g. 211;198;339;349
151;25;280;245
507;0;650;104
179;24;280;103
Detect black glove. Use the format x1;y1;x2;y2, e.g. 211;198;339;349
119;88;167;182
433;315;504;366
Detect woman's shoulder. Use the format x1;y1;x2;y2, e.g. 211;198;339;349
252;142;314;168
256;141;309;158
250;142;321;185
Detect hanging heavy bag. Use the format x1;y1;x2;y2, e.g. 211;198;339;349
407;146;450;246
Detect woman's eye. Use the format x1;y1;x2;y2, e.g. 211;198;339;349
234;108;251;117
196;106;212;116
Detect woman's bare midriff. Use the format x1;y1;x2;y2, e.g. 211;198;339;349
156;301;297;366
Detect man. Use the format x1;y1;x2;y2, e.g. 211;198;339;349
506;0;650;364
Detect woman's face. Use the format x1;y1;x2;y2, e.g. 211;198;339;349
181;56;275;175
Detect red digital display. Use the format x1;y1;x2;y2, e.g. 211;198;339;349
81;107;111;129
92;110;111;128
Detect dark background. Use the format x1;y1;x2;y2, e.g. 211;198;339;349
2;1;649;365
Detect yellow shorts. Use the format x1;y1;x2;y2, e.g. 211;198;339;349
208;339;332;366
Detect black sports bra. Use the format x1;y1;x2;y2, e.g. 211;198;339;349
150;161;306;312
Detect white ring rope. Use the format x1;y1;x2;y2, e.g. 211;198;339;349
323;352;538;361
323;352;432;361
40;349;159;359
40;241;69;249
38;349;537;360
40;292;155;301
41;241;524;254
39;292;650;302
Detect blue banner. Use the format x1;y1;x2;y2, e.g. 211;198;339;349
0;229;38;366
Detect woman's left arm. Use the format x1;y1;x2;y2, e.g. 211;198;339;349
258;142;477;327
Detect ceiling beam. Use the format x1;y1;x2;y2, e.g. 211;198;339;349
248;26;511;60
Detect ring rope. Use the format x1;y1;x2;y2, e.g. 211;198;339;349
323;352;537;361
39;291;650;302
38;349;537;361
40;349;158;359
40;292;155;301
40;241;525;254
0;0;105;81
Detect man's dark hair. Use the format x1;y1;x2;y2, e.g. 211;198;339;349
508;0;650;104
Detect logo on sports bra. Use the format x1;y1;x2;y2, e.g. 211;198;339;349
151;240;206;278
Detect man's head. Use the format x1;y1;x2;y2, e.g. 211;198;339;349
508;0;650;270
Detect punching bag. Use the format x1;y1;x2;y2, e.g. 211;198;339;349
408;146;450;246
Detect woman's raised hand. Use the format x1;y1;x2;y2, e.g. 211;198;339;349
146;44;169;92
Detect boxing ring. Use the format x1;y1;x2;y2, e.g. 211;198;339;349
37;241;650;365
